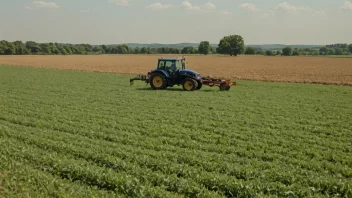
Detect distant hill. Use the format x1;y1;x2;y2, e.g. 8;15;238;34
115;43;323;50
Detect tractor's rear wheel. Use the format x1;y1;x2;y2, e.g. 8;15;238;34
182;78;198;91
150;73;167;90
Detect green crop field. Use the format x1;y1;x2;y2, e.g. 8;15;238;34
0;65;351;198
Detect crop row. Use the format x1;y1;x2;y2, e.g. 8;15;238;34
1;120;351;197
3;89;351;153
0;154;121;198
0;137;192;198
1;109;351;177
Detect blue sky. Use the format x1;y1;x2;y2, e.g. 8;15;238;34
0;0;351;45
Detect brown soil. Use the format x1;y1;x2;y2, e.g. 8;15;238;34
0;55;351;85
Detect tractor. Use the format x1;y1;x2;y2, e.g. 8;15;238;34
130;57;236;91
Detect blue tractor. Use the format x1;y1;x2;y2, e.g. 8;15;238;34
130;57;235;91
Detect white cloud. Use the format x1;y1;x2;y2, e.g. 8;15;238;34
108;0;131;6
239;3;259;12
181;1;216;12
25;1;59;9
275;2;297;12
182;1;200;10
274;2;325;16
219;10;231;15
340;1;352;10
204;2;216;10
146;3;172;10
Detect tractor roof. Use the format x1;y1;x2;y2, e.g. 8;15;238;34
158;58;184;61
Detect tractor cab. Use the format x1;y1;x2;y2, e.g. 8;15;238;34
156;58;184;77
154;57;201;80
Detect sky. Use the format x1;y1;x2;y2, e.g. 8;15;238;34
0;0;351;45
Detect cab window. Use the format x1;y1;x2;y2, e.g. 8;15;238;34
175;60;182;70
165;61;174;72
158;61;165;70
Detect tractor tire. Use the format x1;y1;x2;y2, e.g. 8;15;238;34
182;78;198;91
150;73;167;90
196;81;202;90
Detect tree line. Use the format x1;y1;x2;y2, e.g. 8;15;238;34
243;43;352;56
192;36;352;56
0;40;212;55
1;38;351;56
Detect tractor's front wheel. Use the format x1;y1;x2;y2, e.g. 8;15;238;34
150;73;167;90
182;78;198;91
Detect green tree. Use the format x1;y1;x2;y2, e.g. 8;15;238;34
2;41;16;55
335;48;343;55
51;44;60;55
77;45;87;54
292;50;300;56
302;48;311;55
181;46;195;54
255;49;265;55
0;45;4;55
133;47;141;54
312;50;319;56
13;41;30;55
110;46;119;54
150;48;157;54
104;46;112;54
58;46;68;55
348;44;352;53
265;50;274;56
64;45;73;54
93;45;103;54
71;46;81;54
82;44;93;53
198;41;211;55
146;47;152;54
244;47;256;55
174;48;181;54
119;45;129;53
102;45;108;53
328;48;335;55
282;47;292;56
276;50;282;56
141;47;147;54
31;46;41;54
217;35;245;56
319;47;329;55
25;41;38;51
117;45;128;54
40;44;52;54
0;41;6;55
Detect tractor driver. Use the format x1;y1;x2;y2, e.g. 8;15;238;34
165;61;175;75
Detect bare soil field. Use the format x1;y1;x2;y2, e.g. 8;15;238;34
0;55;351;85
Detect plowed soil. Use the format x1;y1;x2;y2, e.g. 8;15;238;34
1;55;351;85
